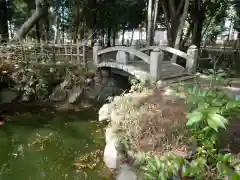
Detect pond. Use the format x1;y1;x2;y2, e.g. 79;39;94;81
0;105;113;180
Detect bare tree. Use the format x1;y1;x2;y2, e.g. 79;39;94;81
0;0;9;42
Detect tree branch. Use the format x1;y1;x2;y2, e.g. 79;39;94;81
172;0;190;62
15;0;48;41
169;0;176;15
176;0;185;17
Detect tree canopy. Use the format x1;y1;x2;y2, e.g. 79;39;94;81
0;0;236;48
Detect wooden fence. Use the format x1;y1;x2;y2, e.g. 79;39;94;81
0;41;91;68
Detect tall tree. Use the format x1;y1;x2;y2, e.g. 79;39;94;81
160;0;187;47
0;0;9;42
147;0;153;46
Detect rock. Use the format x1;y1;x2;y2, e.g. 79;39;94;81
110;109;125;124
113;96;122;103
104;126;126;169
99;103;112;122
105;125;119;143
104;138;118;169
100;69;110;77
86;78;93;85
68;86;84;104
49;87;67;102
116;164;138;180
0;88;18;104
49;79;70;102
60;79;71;89
21;93;30;102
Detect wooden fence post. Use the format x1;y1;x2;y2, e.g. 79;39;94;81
93;41;102;66
150;47;164;82
64;43;68;60
77;39;80;64
187;45;198;73
70;40;73;63
82;40;87;68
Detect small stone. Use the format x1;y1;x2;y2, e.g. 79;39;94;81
99;103;112;122
116;165;138;180
100;69;109;77
86;78;93;85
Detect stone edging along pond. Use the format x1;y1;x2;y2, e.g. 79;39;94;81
98;85;189;180
98;76;240;180
98;92;148;180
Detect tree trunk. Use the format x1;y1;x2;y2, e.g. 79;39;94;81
107;27;111;47
44;1;50;42
35;22;41;43
130;29;135;46
91;0;97;46
61;4;65;43
122;27;125;45
112;28;116;46
101;28;105;46
74;2;81;42
191;0;204;48
147;0;153;46
181;23;193;48
0;0;9;42
152;0;159;42
9;21;13;39
15;0;48;41
171;0;190;63
55;16;60;44
174;0;190;50
192;20;203;48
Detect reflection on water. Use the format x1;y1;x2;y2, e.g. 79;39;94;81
0;108;113;180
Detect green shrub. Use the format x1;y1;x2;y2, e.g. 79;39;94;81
141;71;240;179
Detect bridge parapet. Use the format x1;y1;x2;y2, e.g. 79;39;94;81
93;43;198;82
139;45;199;73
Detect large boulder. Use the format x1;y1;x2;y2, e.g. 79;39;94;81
0;88;18;104
49;80;69;102
68;86;84;104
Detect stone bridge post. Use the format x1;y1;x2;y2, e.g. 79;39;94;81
150;47;164;82
93;41;102;66
187;45;198;73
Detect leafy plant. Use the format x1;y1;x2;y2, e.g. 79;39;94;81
129;77;149;92
141;70;240;179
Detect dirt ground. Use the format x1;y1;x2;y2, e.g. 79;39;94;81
116;76;240;159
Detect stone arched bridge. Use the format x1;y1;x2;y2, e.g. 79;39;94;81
93;43;198;83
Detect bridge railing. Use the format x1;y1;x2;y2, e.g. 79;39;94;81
93;42;198;82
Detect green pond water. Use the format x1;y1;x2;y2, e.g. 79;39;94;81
0;107;113;180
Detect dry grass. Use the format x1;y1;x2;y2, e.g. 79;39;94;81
111;87;189;156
